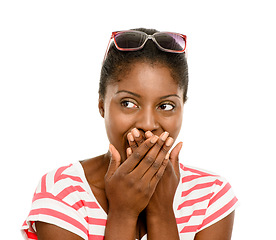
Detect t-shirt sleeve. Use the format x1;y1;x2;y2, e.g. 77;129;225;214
21;166;89;240
198;176;238;231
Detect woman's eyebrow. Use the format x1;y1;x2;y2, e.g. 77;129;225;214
116;91;180;99
160;94;180;99
116;90;141;98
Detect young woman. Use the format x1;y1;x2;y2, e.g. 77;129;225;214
21;28;238;240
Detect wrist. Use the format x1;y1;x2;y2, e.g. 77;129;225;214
146;207;179;240
146;200;174;217
108;207;139;222
146;205;175;221
105;210;138;240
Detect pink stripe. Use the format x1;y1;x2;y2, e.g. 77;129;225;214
182;175;202;183
41;174;47;193
181;180;223;197
88;235;104;240
72;200;100;211
32;192;76;210
56;174;83;183
56;185;86;199
84;217;107;226
54;165;72;183
183;166;216;176
32;192;69;205
24;229;37;239
180;224;201;233
32;192;100;211
200;197;238;229
29;208;88;236
53;164;82;183
177;193;214;210
179;163;185;171
208;182;231;207
176;209;206;224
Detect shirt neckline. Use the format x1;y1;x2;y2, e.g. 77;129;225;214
74;161;108;218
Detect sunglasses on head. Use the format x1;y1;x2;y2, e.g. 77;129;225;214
103;30;187;62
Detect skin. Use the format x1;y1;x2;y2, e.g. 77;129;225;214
35;61;235;240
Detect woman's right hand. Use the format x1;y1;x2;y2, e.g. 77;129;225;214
104;129;173;219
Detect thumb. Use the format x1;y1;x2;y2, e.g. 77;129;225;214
105;144;121;181
169;142;183;179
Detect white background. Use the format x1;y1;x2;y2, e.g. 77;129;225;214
1;0;275;239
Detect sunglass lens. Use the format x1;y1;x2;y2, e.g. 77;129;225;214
154;33;186;51
114;31;147;50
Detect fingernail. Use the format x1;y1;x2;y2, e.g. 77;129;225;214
150;135;159;144
165;137;174;147
160;131;169;141
132;128;140;138
165;152;170;160
127;147;132;156
127;132;134;142
145;131;153;138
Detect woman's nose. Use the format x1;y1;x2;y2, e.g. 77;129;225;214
135;107;159;133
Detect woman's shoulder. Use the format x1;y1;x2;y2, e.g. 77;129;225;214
179;163;228;184
178;163;235;201
175;163;238;233
34;162;87;196
177;163;238;211
22;162;98;240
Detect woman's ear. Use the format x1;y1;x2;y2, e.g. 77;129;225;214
98;97;105;118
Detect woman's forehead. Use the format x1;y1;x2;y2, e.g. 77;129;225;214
118;62;178;86
106;62;183;99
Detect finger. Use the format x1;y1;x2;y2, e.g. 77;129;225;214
133;132;170;178
139;135;174;181
169;142;183;179
127;131;152;157
134;132;169;176
145;131;153;139
105;144;121;181
131;128;145;147
120;135;159;173
149;155;169;190
126;147;132;158
127;132;137;152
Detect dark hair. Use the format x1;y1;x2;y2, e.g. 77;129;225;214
99;28;189;102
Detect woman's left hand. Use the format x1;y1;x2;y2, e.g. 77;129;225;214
127;130;182;239
146;140;182;216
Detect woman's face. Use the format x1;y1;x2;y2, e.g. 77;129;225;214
99;61;184;161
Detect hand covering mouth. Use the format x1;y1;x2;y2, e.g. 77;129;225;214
124;129;146;149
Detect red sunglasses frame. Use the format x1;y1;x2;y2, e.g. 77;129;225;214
103;30;187;63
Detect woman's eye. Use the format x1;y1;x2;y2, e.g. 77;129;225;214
121;100;138;109
158;103;175;111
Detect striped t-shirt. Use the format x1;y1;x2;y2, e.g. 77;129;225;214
21;162;238;240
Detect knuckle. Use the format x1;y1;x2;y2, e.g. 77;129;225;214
151;161;160;170
132;151;141;160
155;141;164;149
136;184;143;193
162;158;169;166
127;176;136;187
131;144;138;149
143;141;151;150
145;156;155;165
155;172;163;180
137;138;144;144
144;189;151;198
160;147;169;154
